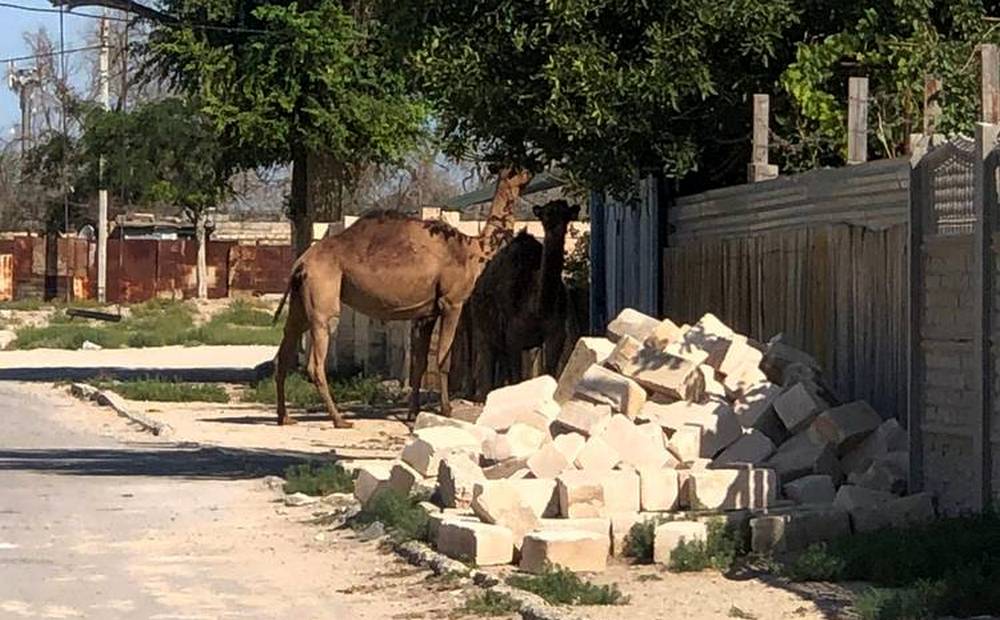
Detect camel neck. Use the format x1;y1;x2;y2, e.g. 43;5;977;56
538;226;568;309
476;168;532;260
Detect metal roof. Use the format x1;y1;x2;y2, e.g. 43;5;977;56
446;171;567;211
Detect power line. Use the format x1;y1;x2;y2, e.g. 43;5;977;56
0;0;116;19
1;44;102;65
0;1;274;33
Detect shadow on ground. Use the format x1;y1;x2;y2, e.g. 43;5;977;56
0;445;320;479
727;563;863;619
198;404;413;426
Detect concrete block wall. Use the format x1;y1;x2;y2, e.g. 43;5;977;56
921;235;979;514
992;234;1000;504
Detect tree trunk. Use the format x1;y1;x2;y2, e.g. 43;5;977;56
290;147;312;257
289;148;345;257
307;150;345;223
195;214;208;299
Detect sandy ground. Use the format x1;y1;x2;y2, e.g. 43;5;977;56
4;383;492;620
39;383;861;620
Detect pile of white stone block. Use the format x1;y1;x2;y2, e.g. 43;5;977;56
353;309;934;571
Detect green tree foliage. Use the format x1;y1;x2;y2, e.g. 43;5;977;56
779;0;1000;169
142;0;426;251
19;98;229;229
81;97;229;219
387;0;797;196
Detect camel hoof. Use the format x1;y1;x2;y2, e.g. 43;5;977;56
333;419;355;429
278;415;297;426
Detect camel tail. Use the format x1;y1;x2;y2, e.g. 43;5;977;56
273;261;305;325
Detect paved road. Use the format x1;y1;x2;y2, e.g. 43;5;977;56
0;383;342;620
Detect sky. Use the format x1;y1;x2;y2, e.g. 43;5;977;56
1;0;95;138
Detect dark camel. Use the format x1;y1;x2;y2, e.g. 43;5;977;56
272;170;532;427
466;200;580;399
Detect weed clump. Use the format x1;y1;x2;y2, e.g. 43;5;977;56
506;563;628;606
669;519;744;572
92;377;230;403
458;590;521;616
623;516;664;563
355;489;430;543
283;461;354;496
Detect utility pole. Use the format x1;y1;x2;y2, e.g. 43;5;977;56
97;14;110;303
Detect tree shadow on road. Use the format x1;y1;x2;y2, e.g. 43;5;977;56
0;445;321;479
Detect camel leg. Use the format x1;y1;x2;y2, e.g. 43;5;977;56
275;331;301;426
543;326;567;378
435;302;463;418
275;294;307;426
408;316;436;420
306;319;353;429
500;346;522;387
472;343;493;402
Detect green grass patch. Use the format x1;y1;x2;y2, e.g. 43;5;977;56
669;519;744;573
782;543;846;582
12;323;130;349
243;373;390;408
0;298;105;312
282;461;353;496
855;581;946;620
824;510;1000;587
355;489;430;543
456;590;521;616
92;377;230;403
185;323;284;346
0;298;45;311
773;511;1000;618
10;298;283;349
212;299;274;326
506;564;628;606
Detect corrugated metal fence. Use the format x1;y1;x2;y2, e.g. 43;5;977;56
0;236;292;303
589;175;663;331
663;158;911;421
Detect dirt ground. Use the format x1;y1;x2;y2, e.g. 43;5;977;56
42;382;859;620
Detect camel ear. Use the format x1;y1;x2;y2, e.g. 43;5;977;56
532;205;542;218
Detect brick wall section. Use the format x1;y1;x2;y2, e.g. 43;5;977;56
921;235;979;514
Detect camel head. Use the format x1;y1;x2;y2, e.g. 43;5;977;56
532;200;580;234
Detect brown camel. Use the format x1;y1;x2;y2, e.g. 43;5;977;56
272;170;532;427
465;200;580;399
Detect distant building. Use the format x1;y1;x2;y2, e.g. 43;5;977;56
108;213;204;241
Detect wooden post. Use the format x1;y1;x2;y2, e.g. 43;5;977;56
847;77;869;164
972;121;999;511
747;94;778;182
751;94;769;166
982;44;1000;123
923;76;942;136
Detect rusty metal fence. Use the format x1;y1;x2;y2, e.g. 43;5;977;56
0;236;293;303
